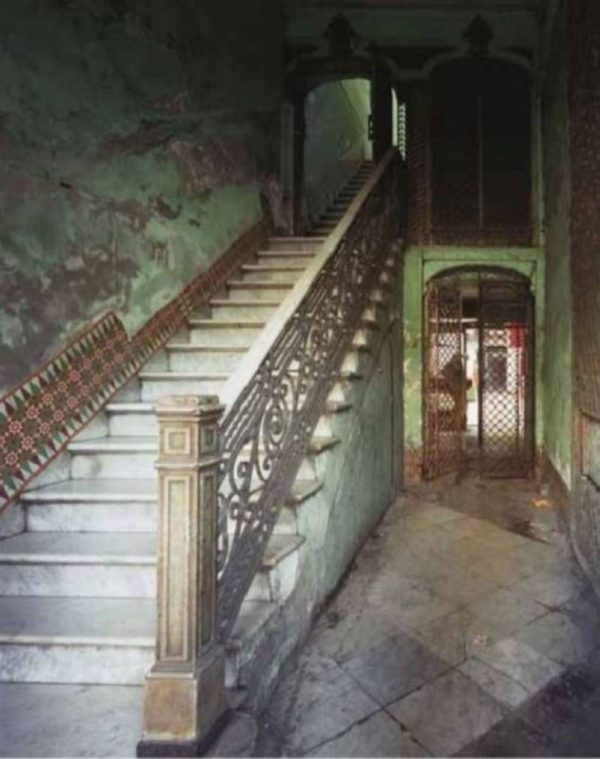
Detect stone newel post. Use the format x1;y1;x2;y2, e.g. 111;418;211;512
138;395;227;757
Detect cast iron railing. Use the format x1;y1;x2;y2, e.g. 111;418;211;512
216;148;400;641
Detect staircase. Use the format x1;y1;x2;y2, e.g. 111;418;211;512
0;163;375;694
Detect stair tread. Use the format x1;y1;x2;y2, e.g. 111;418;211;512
228;600;278;648
227;281;295;288
288;479;323;505
69;436;155;453
0;532;156;563
22;479;156;502
187;319;266;328
0;596;155;644
268;236;325;243
261;534;304;569
209;299;281;306
242;264;307;270
138;371;229;380
166;343;246;353
255;252;315;258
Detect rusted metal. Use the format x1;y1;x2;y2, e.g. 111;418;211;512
479;278;534;477
423;280;463;479
424;271;534;480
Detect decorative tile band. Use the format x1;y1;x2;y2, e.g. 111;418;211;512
0;219;268;511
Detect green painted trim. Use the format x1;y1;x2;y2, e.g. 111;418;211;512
402;246;545;471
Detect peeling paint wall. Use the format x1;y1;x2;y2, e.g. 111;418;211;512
0;0;283;393
541;0;572;488
304;78;371;223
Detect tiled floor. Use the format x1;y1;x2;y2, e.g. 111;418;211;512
256;477;600;757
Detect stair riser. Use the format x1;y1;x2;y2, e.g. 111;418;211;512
266;239;322;251
108;411;157;437
255;255;313;267
140;377;224;401
25;502;157;533
245;572;271;602
111;380;142;403
71;451;156;479
210;304;279;320
226;287;290;302
187;326;262;347
0;643;153;685
241;269;304;283
167;350;242;373
0;563;155;598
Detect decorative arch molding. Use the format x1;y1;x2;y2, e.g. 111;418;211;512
422;45;533;80
426;263;534;287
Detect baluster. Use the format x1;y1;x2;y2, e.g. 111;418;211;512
138;395;227;757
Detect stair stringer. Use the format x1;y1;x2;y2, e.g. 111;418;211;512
225;253;403;708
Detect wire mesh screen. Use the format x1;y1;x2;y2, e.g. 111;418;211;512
480;281;533;477
424;283;463;479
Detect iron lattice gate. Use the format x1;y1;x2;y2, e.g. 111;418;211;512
479;279;534;477
423;281;463;478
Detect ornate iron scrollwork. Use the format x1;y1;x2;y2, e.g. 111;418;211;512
216;152;400;642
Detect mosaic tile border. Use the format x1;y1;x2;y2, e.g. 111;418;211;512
0;219;268;510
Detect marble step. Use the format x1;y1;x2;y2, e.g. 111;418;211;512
0;596;155;684
21;478;157;533
266;237;325;251
137;371;227;402
21;476;322;537
255;252;315;267
244;534;305;603
68;436;157;479
225;599;278;689
240;265;307;283
0;527;304;603
0;532;156;598
209;299;281;320
225;281;294;301
186;318;266;346
165;344;246;373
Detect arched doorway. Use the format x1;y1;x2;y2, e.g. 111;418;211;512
423;267;534;479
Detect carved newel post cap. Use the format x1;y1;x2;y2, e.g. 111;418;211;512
154;395;223;415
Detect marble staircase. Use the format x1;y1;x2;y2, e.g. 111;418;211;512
0;163;375;691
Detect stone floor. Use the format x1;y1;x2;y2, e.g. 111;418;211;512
255;476;600;757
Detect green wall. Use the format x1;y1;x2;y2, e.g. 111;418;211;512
0;0;283;394
541;1;572;488
403;246;544;478
304;78;371;223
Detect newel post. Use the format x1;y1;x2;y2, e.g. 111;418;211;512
138;395;227;757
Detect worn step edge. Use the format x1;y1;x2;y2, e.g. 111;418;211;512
227;281;295;290
287;479;323;506
260;534;305;570
0;634;154;647
186;319;267;328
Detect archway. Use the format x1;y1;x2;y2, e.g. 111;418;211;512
423;266;534;479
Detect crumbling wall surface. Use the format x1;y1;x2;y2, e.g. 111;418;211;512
564;0;600;591
0;0;282;393
541;0;572;488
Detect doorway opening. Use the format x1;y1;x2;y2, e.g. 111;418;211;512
423;268;534;480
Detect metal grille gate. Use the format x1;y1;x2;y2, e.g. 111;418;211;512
480;279;534;477
424;273;534;480
423;281;463;478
